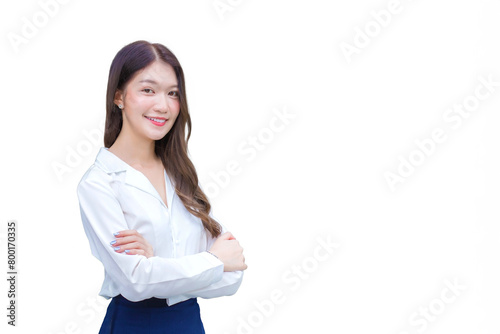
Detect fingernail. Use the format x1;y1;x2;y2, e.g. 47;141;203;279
114;246;120;251
124;250;130;254
113;232;120;236
110;240;116;245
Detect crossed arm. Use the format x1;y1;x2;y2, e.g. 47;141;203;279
110;229;247;272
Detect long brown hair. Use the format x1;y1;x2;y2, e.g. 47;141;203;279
104;40;221;238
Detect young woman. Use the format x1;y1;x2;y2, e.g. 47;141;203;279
77;40;247;333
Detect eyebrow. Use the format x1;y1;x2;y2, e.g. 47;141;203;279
139;79;178;88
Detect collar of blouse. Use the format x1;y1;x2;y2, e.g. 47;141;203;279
94;147;174;210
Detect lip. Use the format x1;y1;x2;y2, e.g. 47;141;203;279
144;115;167;127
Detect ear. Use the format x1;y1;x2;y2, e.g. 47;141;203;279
114;90;124;108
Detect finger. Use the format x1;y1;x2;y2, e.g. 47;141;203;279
220;232;234;240
110;231;153;257
227;239;241;248
112;245;126;253
112;241;143;253
225;231;237;240
123;249;153;258
113;229;140;237
123;249;141;255
111;235;143;247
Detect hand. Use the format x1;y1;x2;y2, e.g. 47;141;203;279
209;232;247;272
110;229;154;258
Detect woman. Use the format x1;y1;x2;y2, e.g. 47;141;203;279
77;40;247;333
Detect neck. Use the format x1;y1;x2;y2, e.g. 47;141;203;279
109;130;158;169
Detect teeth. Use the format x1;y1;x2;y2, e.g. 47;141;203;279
146;116;166;123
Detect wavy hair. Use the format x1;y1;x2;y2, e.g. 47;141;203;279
104;40;221;238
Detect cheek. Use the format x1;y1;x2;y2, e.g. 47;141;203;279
172;101;181;117
125;93;139;108
127;93;151;109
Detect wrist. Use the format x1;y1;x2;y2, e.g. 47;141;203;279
206;250;219;260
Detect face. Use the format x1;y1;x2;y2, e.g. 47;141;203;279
114;60;180;143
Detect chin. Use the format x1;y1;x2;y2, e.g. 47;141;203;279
149;134;168;141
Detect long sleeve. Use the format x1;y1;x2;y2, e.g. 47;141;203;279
170;271;243;303
77;170;224;302
168;219;245;304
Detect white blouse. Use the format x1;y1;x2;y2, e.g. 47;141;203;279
77;147;243;306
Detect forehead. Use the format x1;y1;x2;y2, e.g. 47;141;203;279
130;60;177;86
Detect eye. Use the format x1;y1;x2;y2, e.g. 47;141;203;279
142;88;154;94
168;91;179;98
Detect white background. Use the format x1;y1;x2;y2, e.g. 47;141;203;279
1;0;500;333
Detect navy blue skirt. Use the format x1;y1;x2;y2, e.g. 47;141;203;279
99;295;205;333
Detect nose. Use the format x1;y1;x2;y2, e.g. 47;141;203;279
154;93;169;113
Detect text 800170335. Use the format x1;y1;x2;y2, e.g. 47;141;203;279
6;220;17;326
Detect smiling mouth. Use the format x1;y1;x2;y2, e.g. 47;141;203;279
144;116;167;124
